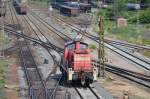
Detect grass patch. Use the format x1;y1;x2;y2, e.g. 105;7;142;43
105;24;150;45
143;39;150;45
143;49;150;58
92;5;150;46
0;59;8;88
93;21;150;45
0;32;9;45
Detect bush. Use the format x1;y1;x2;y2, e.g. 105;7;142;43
128;9;150;24
139;9;150;23
89;44;96;50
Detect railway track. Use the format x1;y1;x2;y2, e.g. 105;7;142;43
18;12;63;53
21;16;149;87
49;12;150;50
48;75;64;99
8;3;49;98
49;13;150;64
29;9;150;72
11;2;69;99
106;65;150;88
92;60;150;88
13;4;70;99
28;12;71;41
23;15;63;51
18;7;106;99
16;7;150;89
4;3;150;99
18;41;47;98
74;86;102;99
6;29;150;89
20;11;81;99
2;27;63;52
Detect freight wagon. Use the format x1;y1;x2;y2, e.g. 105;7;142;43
79;3;91;13
13;0;27;14
60;5;79;16
64;2;91;13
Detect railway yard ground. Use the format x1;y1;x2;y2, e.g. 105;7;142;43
0;0;150;99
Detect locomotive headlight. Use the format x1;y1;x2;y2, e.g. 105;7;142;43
68;68;74;81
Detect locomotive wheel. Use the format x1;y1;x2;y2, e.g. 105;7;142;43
84;81;90;87
63;72;71;87
64;73;71;87
60;66;63;72
67;80;71;87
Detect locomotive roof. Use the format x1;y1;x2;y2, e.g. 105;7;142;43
65;40;88;47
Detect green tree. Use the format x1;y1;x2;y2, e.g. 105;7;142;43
140;0;150;4
114;0;126;17
125;0;141;3
129;9;150;23
139;9;150;23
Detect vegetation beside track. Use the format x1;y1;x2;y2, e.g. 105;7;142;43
0;59;8;99
92;9;150;46
91;0;150;46
30;0;150;45
0;59;8;88
0;31;9;98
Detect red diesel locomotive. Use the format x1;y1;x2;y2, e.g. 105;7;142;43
60;40;97;85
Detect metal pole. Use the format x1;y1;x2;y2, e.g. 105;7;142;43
0;1;5;57
136;0;140;33
113;0;118;28
2;12;5;57
98;16;105;77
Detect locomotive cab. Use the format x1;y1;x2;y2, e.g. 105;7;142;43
61;40;97;85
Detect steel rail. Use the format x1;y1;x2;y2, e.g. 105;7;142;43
88;86;102;99
58;15;150;71
7;22;150;89
74;86;101;99
29;9;150;72
24;14;64;52
22;15;41;41
49;76;62;99
106;68;150;88
25;11;104;99
20;9;67;99
9;7;150;78
9;4;150;95
8;3;36;98
29;11;72;41
5;11;149;83
92;60;150;88
6;28;150;84
74;87;84;99
9;3;48;99
3;28;63;52
50;12;150;50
